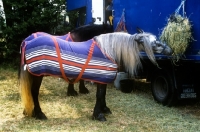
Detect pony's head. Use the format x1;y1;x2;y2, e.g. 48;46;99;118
135;28;172;55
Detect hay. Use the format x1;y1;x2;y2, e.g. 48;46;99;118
160;14;192;61
2;67;200;131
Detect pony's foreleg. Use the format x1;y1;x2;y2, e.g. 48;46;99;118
79;79;89;94
67;83;78;96
100;86;112;115
31;75;47;120
93;84;107;121
20;67;34;117
67;79;89;96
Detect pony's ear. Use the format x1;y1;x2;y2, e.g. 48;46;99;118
136;27;144;33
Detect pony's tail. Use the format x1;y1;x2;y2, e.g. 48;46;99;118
19;65;34;117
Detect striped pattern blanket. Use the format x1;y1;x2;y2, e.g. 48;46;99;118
21;32;73;66
24;35;118;84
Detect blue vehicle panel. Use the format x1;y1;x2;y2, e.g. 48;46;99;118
66;0;200;60
113;0;200;60
67;0;87;11
67;0;92;24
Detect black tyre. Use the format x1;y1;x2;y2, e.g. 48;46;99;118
151;70;176;106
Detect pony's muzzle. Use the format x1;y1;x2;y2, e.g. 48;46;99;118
155;41;172;55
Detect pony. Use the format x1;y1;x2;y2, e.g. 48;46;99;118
21;23;114;96
19;32;172;121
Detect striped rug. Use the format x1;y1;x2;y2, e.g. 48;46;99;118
24;35;118;84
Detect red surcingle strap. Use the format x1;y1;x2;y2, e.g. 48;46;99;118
73;40;96;83
51;36;95;84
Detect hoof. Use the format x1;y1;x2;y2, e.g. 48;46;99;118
67;90;78;96
93;113;107;121
79;87;89;94
35;113;47;120
102;107;112;115
23;109;27;116
33;111;47;120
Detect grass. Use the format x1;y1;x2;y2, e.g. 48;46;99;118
1;67;200;131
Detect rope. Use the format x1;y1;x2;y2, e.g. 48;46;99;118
175;0;186;17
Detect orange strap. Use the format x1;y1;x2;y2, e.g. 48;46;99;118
65;32;70;41
51;36;95;84
51;36;71;83
21;42;27;66
73;40;95;83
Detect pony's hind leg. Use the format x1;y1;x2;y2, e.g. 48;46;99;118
20;68;34;117
31;75;47;120
79;79;89;94
93;84;108;121
20;67;47;120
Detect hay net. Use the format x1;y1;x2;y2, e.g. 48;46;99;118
159;0;193;61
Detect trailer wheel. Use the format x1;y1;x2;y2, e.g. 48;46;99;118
151;70;176;106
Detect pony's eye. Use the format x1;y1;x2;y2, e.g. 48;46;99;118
157;43;163;47
155;41;162;46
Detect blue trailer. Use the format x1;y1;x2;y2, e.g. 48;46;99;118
67;0;200;106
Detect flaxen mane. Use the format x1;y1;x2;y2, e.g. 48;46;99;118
94;32;157;76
